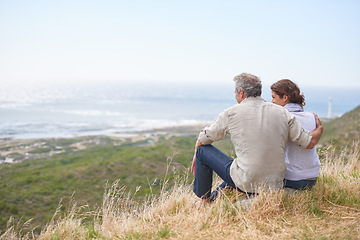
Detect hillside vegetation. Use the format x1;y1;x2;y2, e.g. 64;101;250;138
0;106;359;239
2;142;359;239
320;105;360;148
0;134;206;234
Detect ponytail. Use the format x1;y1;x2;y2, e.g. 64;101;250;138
271;79;305;106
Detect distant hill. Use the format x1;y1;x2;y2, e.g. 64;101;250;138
320;105;360;147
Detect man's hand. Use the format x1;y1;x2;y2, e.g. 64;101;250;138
307;113;324;149
191;139;203;176
191;153;196;176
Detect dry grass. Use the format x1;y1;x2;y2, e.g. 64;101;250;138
1;143;359;240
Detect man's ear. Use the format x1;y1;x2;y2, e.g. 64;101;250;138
240;89;246;98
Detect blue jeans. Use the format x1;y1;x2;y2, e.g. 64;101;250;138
193;145;246;200
284;178;317;190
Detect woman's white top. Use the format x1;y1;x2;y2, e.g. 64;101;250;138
283;103;321;181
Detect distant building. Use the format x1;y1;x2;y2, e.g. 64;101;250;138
323;97;339;122
327;97;332;119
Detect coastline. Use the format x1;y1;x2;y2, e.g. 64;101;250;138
0;123;206;164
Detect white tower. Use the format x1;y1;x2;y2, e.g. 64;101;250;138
327;97;332;119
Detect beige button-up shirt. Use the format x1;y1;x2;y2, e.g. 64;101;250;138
198;96;312;193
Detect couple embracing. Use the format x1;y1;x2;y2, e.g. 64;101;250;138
191;73;323;203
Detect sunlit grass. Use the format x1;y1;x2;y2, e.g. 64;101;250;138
1;142;359;239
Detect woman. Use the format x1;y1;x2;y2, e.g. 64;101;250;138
271;79;321;190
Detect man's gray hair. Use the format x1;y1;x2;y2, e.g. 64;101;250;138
233;73;262;97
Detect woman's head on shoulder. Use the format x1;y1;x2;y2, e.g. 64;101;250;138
271;79;305;107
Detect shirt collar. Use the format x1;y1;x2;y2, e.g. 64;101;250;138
241;96;265;104
284;103;304;112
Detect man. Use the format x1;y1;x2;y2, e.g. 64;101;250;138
191;73;323;203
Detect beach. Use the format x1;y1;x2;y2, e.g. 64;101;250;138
0;124;205;165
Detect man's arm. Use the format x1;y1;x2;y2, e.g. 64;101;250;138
306;113;323;149
191;111;229;175
288;111;323;149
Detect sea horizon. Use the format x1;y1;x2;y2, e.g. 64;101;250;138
1;81;359;140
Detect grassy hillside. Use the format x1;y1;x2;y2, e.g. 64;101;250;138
0;105;359;239
2;142;359;239
320;105;360;148
0;132;234;235
0;135;202;233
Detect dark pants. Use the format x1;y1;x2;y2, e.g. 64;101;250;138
193;145;246;200
284;178;317;190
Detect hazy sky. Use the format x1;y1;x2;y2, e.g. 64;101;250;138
1;0;359;88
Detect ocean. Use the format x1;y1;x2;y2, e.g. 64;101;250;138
1;81;359;140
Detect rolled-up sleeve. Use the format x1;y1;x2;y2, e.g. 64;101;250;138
198;110;229;145
287;111;312;148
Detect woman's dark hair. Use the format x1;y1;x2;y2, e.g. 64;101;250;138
271;79;305;106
